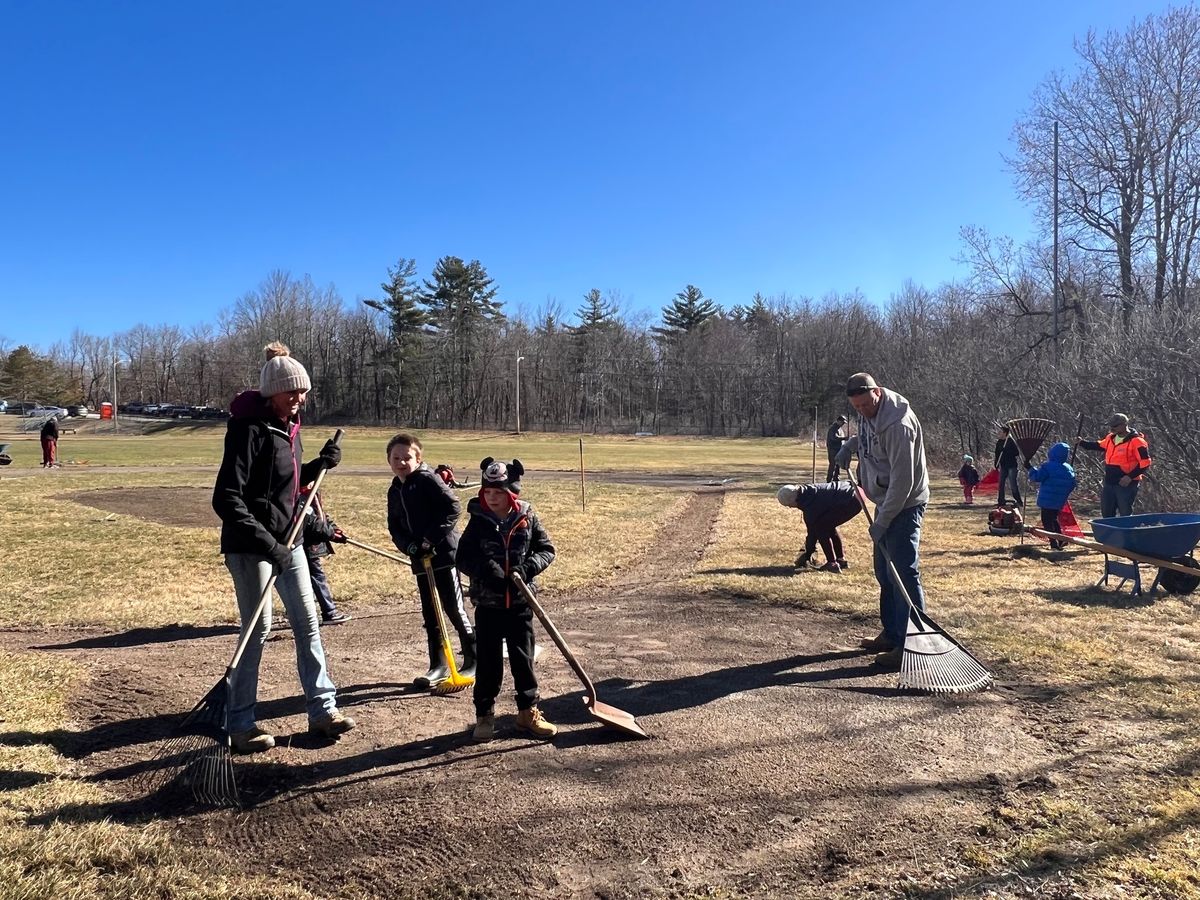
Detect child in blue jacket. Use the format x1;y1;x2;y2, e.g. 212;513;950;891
1026;441;1076;550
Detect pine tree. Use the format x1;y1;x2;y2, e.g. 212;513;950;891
421;256;504;414
653;285;719;339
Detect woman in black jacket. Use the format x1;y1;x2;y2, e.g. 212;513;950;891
211;343;354;754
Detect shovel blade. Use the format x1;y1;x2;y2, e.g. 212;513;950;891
587;698;649;739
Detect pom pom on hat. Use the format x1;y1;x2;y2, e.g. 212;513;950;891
962;454;973;462
480;456;524;494
259;343;312;398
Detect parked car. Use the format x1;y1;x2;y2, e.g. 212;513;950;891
192;406;229;419
141;404;162;416
67;404;91;417
4;400;37;415
27;405;69;420
119;402;146;415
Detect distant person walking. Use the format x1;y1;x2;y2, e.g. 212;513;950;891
1076;413;1151;517
825;415;847;482
40;416;59;468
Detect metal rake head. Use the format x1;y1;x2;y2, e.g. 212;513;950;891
1005;417;1056;462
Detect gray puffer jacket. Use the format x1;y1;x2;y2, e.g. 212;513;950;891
456;496;555;609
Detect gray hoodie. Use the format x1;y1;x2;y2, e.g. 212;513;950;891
835;387;929;531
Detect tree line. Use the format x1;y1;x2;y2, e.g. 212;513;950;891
3;7;1200;506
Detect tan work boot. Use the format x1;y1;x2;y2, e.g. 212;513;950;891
873;647;903;670
230;725;275;754
308;709;357;739
515;706;557;739
859;631;894;652
473;710;496;743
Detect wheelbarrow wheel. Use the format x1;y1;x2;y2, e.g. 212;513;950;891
1158;556;1200;595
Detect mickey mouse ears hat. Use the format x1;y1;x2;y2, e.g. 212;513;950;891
480;457;524;494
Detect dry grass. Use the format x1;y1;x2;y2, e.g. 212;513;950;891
0;650;317;900
698;479;1200;897
4;432;1200;897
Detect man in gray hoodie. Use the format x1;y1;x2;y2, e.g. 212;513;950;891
835;372;930;669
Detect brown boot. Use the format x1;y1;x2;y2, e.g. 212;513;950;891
309;709;357;739
515;706;557;739
473;710;496;743
859;631;894;652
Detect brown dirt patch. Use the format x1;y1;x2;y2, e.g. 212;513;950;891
0;487;1095;898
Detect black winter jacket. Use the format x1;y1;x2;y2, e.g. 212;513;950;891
387;464;461;573
40;418;59;440
456;496;555;609
212;390;325;560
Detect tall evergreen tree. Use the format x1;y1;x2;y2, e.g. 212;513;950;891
653;285;719;339
421;256;504;415
366;257;429;417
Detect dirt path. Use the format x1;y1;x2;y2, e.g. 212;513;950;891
5;487;1068;899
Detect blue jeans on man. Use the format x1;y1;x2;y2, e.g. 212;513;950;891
1100;481;1140;517
872;504;927;647
224;547;338;734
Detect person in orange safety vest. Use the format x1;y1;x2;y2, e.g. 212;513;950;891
1076;413;1151;517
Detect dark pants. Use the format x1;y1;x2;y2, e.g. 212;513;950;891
997;466;1022;507
473;604;538;715
1101;482;1139;518
804;507;858;563
306;553;338;617
825;456;840;483
1040;508;1065;549
416;563;473;644
872;504;926;647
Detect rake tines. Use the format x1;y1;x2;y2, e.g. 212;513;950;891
899;610;994;694
136;677;241;808
1005;417;1056;464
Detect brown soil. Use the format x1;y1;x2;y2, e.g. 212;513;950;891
1;486;1115;899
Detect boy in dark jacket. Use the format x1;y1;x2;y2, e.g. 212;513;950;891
456;457;556;742
1026;441;1076;550
776;481;860;572
386;433;475;688
957;455;981;504
303;490;350;625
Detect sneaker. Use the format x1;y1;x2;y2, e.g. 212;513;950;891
321;611;351;625
515;706;557;739
835;559;850;570
230;725;275;754
873;647;903;670
817;561;842;573
859;631;894;652
308;709;356;739
473;711;496;743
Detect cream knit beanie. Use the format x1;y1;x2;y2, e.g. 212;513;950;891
259;342;311;398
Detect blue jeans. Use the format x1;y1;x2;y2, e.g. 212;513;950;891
225;548;338;733
872;504;927;647
997;466;1022;507
1101;482;1139;517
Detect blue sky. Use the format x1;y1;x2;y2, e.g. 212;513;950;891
0;1;1175;349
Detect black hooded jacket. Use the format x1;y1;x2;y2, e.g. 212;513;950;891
387;463;462;573
212;390;325;559
456;495;555;609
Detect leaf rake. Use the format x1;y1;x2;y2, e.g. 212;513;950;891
849;475;994;694
136;429;343;807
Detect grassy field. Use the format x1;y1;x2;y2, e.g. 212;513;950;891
0;418;830;475
2;428;1199;898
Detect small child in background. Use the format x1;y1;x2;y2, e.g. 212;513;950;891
303;490;350;625
1026;441;1077;550
776;481;861;573
456;457;557;742
957;455;981;504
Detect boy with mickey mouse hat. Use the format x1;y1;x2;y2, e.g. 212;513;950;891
455;456;557;741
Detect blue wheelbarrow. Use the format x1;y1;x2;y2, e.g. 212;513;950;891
1032;514;1200;596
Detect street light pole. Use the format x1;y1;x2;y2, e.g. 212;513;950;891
515;355;525;435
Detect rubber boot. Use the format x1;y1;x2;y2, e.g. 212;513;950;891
413;637;450;689
459;633;477;679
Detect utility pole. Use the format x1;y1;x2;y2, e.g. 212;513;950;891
1053;120;1060;365
515;355;525;434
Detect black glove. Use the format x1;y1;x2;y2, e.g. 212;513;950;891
318;439;341;470
330;528;347;544
268;541;293;570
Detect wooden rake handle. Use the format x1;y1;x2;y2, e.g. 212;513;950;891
511;573;598;703
846;472;922;616
227;428;344;673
